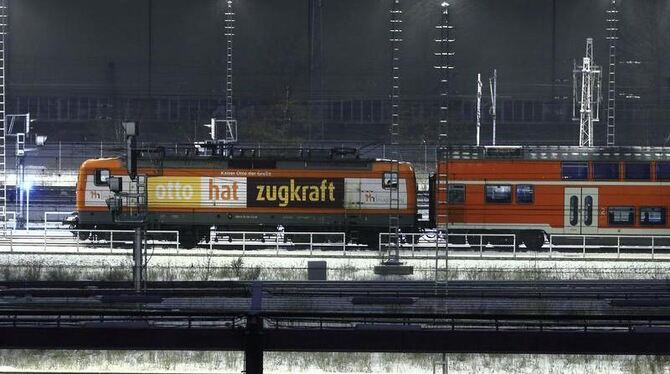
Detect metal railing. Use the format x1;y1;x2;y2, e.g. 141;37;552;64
1;227;670;261
379;232;517;257
548;234;670;259
0;229;180;253
205;231;346;255
43;211;73;230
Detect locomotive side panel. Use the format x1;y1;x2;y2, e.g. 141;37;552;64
74;157;418;247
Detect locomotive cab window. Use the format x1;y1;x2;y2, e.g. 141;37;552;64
448;184;465;204
516;184;534;203
608;207;635;226
485;184;512;203
382;172;398;189
94;169;110;186
625;162;651;180
593;162;619;180
561;162;588;180
641;207;666;225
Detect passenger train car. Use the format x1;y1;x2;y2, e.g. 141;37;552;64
431;146;670;250
73;149;417;248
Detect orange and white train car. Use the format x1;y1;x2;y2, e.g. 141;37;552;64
74;154;417;248
431;146;670;250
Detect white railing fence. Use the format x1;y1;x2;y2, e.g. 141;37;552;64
206;231;346;255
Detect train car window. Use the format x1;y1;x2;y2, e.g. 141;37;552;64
584;196;593;226
448;184;465;204
656;162;670;180
516;184;534;203
640;207;666;225
485;184;512;203
561;162;588;180
569;196;578;226
382;172;398;189
607;207;635;225
94;169;110;186
592;162;619;180
624;162;651;180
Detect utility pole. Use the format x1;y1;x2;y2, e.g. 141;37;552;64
489;69;497;145
476;74;482;146
573;38;602;147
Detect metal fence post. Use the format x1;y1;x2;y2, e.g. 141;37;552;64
480;234;484;258
583;235;586;258
651;236;655;260
513;234;516;258
310;233;314;256
243;232;246;254
617;236;620;259
176;231;180;252
378;233;382;257
342;233;347;257
110;231;114;252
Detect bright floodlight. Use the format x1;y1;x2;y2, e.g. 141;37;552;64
21;179;32;192
441;2;449;7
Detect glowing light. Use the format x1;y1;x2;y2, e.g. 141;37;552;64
20;178;33;192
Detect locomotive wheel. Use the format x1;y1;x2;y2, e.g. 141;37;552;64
521;231;545;252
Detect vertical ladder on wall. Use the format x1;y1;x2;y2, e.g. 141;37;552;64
435;2;453;233
385;0;403;265
0;0;7;234
605;0;618;146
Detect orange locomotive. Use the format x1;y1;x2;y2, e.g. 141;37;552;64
74;149;417;248
431;146;670;250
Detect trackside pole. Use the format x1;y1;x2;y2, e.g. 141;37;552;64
133;227;143;292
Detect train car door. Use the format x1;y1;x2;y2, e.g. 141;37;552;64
564;187;599;234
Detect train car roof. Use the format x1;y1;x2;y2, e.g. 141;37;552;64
444;145;670;161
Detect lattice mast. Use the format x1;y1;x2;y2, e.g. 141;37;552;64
0;0;7;232
224;0;235;122
489;69;497;145
385;0;403;264
573;38;602;147
435;2;453;231
476;74;481;146
605;0;619;146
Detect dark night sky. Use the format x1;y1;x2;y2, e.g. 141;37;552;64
4;0;670;143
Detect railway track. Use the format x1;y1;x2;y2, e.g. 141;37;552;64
1;280;669;300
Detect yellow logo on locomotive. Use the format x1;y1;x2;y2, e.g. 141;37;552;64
148;176;246;208
255;179;336;207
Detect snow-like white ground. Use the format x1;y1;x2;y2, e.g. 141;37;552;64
2;230;670;372
0;350;667;373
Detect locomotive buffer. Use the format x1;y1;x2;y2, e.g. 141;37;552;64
105;122;148;293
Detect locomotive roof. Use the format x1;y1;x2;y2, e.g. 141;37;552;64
129;146;409;170
445;145;670;162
